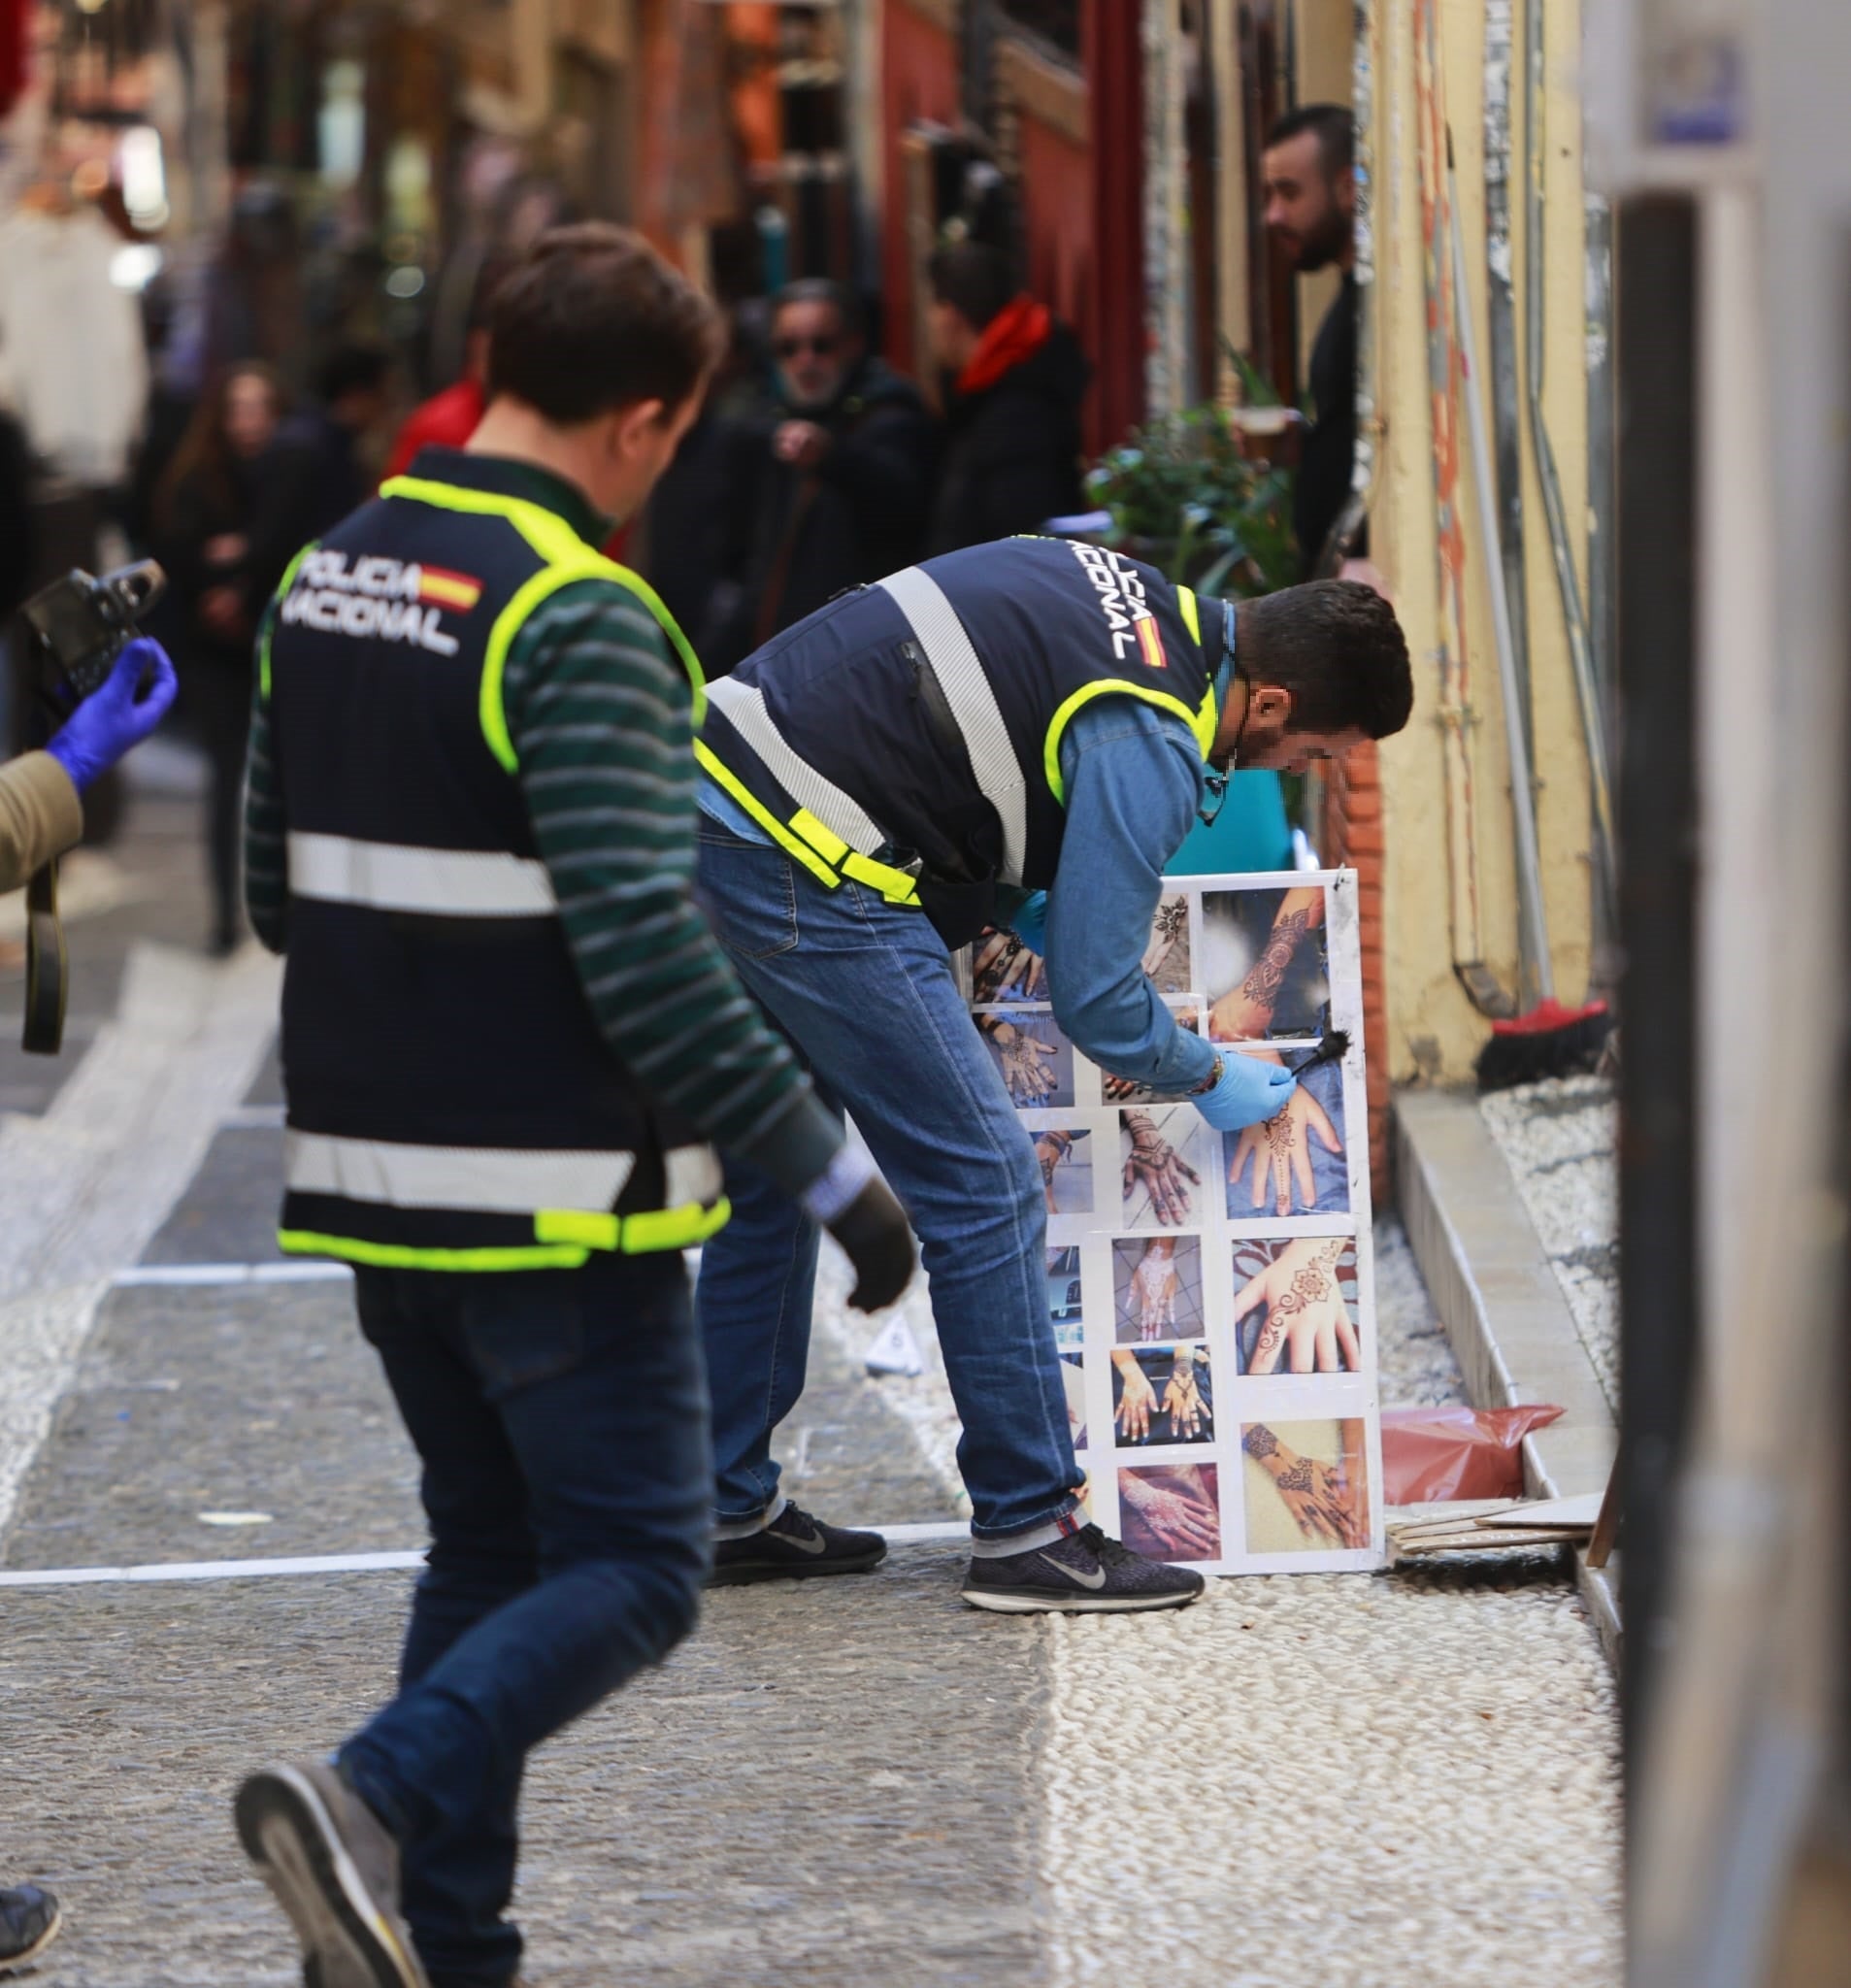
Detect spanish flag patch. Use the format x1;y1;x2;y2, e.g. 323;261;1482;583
1135;613;1168;672
416;566;483;613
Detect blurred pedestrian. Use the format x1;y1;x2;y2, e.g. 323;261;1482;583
924;243;1090;554
152;361;286;953
273;342;396;540
1261;104;1367;580
380;265;506;481
699;280;934;673
232;221;910;1988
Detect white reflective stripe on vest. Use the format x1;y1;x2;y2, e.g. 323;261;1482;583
288;833;557;917
664;1143;725;1208
705;678;888;857
286;1133;635;1213
877;565;1030;884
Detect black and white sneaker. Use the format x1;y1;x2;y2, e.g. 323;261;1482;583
709;1502;888;1586
0;1884;61;1971
962;1523;1206;1613
234;1761;430;1988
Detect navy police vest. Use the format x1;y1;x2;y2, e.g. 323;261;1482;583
695;537;1222;945
261;457;727;1271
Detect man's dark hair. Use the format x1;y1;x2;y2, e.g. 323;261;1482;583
487;222;723;423
926;242;1017;333
1264;103;1355;180
315;343;393;405
1243;580;1411;739
772;278;864;342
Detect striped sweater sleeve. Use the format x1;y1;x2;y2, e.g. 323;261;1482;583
503;580;842;1196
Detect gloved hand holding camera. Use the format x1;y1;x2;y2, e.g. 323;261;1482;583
46;638;179;792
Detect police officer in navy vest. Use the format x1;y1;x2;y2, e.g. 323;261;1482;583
695;549;1411;1611
231;225;912;1988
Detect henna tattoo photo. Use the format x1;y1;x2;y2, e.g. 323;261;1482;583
1032;1126;1095;1216
1231;1238;1362;1375
1112;1235;1206;1344
1119;1106;1209;1233
1226;1050;1349;1219
1110;1342;1214;1448
1201;886;1330;1041
1142;893;1194;993
974;1010;1076;1109
1118;1463;1222;1563
1240;1419;1371;1555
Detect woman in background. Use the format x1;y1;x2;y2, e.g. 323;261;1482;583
154;362;284;954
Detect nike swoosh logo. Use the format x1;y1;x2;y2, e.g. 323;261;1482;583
781;1524;829;1555
1038;1550;1106;1589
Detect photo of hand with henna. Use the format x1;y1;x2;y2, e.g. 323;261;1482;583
1033;1127;1094;1215
1118;1462;1222;1561
1112;1236;1206;1343
1100;1006;1204;1104
1231;1237;1362;1375
971;926;1048;1005
975;1011;1075;1109
1109;1343;1213;1446
1225;1050;1347;1217
1202;886;1329;1043
1142;893;1193;993
1240;1420;1370;1552
1119;1107;1207;1229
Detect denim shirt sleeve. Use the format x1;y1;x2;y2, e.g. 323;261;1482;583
1043;699;1219;1089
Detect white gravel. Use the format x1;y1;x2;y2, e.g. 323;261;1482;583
1477;1077;1619;1412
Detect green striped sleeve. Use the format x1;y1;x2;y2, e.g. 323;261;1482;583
503;580;840;1195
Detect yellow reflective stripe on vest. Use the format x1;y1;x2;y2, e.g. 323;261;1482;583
1175;585;1202;644
695;746;922;908
693;740;842;888
280;1230;593;1273
378;474;710;765
260;542;318;702
1041;679;1222;807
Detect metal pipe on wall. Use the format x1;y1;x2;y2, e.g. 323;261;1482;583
1524;0;1617;944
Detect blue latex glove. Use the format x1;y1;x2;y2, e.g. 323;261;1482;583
1008;889;1048;957
46;638;179;792
1191;1050;1298;1132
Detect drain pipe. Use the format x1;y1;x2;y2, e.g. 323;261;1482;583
1524;0;1618;937
1481;0;1539;1008
1414;0;1511;1019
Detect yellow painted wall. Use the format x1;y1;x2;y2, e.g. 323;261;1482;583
1355;0;1595;1082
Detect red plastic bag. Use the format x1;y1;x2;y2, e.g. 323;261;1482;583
1379;1403;1565;1504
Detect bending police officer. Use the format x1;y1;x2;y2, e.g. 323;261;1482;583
231;225;912;1988
693;544;1411;1611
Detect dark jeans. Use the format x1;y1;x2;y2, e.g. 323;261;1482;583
339;1253;711;1987
188;652;250;941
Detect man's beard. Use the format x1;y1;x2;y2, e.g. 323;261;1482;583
1291;205;1351;274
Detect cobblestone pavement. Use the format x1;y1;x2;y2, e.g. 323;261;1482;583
0;792;1620;1986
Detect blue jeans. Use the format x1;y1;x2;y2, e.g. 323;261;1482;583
340;1254;710;1987
694;821;1081;1541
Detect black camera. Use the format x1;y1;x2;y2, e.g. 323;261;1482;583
20;560;166;703
15;561;167;1057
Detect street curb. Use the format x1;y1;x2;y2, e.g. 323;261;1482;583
1394;1089;1622;1673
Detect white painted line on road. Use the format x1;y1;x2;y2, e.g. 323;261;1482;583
219;1103;286;1130
0;1522;972;1588
114;1261;351;1288
0;1550;424;1587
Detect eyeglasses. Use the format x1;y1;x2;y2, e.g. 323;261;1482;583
1197;771;1230;830
774;334;842;360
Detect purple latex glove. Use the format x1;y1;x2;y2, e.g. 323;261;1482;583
46;638;179;791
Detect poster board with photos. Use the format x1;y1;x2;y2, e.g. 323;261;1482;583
966;870;1383;1575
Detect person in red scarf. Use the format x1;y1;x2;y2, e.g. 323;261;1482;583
924;242;1092;554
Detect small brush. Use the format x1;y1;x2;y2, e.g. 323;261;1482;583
1287;1029;1350;1078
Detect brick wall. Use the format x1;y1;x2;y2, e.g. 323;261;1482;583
1321;742;1392;1206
